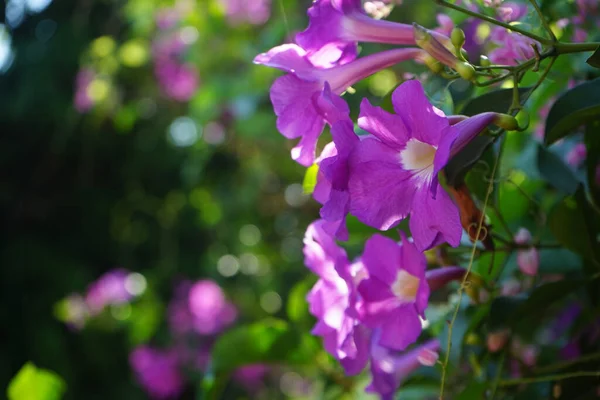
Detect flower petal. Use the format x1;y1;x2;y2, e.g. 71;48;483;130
378;305;422;350
391;80;450;145
409;184;461;251
358;98;409;149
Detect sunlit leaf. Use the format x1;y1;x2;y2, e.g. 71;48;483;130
7;363;66;400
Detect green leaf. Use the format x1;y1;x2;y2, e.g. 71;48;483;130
302;164;319;195
489;295;525;331
536;145;580;194
511;279;584;322
211;319;316;374
287;276;316;326
548;187;599;268
7;362;66;400
584;120;600;208
445;87;530;187
455;381;488;400
586;46;600;69
544;78;600;145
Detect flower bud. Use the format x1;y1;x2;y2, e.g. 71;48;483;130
517;247;539;276
455;61;476;81
492;113;519;131
514;227;532;245
417;348;439;366
487;330;510;353
422;55;444;74
480;55;491;66
451;27;466;50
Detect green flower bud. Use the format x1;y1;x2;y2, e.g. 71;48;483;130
455;61;476;81
493;113;519;131
480;55;491;67
515;109;530;131
451;27;466;50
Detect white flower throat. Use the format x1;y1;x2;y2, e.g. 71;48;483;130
400;139;437;181
391;270;420;303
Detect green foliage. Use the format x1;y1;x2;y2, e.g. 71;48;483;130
7;363;66;400
536;145;580;194
211;319;316;374
586;46;600;69
544;78;600;145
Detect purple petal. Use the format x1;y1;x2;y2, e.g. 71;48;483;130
425;266;466;291
362;234;402;284
340;324;371;375
316;83;350;126
378;305;422;350
253;44;317;80
358;98;409;150
391;80;450;145
303;220;348;280
348;138;417;230
409;184;462;251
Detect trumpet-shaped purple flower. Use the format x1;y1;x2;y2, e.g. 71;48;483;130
348;80;502;250
254;44;424;166
130;346;185;399
304;220;370;374
367;336;440;400
357;233;429;351
295;0;419;66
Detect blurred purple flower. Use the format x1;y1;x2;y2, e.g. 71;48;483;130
221;0;271;26
168;279;236;336
367;336;440;400
85;269;133;315
155;61;200;102
130;346;185;399
233;364;268;392
566;143;587;167
74;68;95;113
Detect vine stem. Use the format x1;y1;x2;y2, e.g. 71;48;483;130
499;371;600;387
528;0;556;42
439;116;503;400
535;351;600;375
434;0;551;45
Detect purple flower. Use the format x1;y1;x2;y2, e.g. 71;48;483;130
295;0;419;67
168;279;237;336
254;44;425;166
425;266;466;291
357;233;429;351
155;60;200;102
74;68;96;113
130;346;186;399
367;336;440;400
221;0;271;26
566;143;587;167
304;220;370;374
233;364;268;392
85;269;133;315
348;80;501;250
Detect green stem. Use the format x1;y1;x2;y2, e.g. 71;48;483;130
528;0;556;42
499;371;600;387
490;351;507;399
434;0;551;45
535;352;600;375
555;42;600;54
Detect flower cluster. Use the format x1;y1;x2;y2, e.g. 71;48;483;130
303;220;466;398
253;0;532;397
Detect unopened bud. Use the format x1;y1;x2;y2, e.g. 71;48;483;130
451;27;466;50
480;55;491;66
492;113;519;131
414;23;461;70
517;247;539;276
487;330;510;353
417;348;439;366
514;227;532;245
422;55;444;74
515;109;530;131
455;61;476;81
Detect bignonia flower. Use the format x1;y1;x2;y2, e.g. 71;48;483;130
367;336;440;400
304;220;371;374
357;233;430;351
295;0;429;67
348;80;514;251
254;44;425;166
